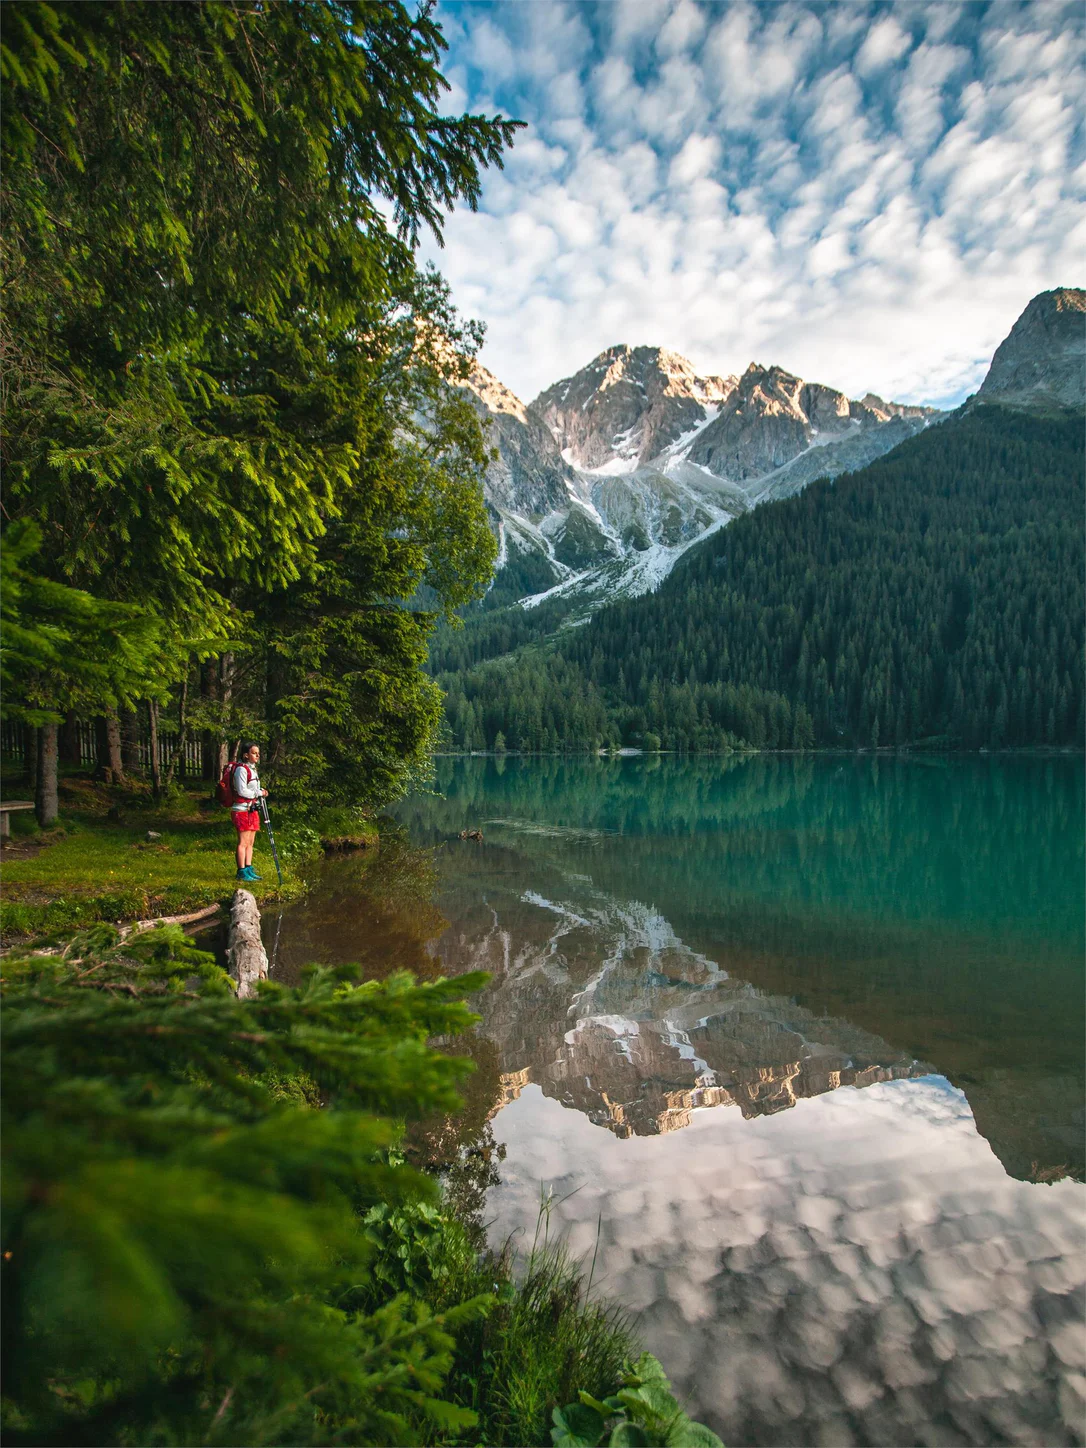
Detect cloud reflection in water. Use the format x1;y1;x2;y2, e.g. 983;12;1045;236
486;1077;1085;1446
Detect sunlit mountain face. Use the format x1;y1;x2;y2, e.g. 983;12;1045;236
463;345;941;621
447;291;1083;669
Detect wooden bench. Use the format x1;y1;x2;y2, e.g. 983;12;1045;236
0;801;34;839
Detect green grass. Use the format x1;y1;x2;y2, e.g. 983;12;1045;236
0;772;333;937
437;1236;637;1447
357;1192;638;1447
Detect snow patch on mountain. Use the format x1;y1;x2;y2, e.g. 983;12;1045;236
464;342;942;619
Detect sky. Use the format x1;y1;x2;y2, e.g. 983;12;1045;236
421;0;1085;408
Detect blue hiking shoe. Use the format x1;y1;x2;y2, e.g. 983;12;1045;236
243;866;262;881
236;867;248;880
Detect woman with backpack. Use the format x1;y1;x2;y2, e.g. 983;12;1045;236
223;742;268;882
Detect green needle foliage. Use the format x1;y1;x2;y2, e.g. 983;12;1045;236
1;923;493;1445
3;1;517;802
0;519;164;726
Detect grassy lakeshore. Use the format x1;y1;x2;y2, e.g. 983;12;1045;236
0;772;376;939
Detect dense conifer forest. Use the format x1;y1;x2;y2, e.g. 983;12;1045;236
434;406;1085;752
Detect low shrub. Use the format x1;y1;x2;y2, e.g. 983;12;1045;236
553;1353;724;1447
1;925;491;1445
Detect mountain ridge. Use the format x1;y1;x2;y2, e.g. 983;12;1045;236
976;286;1085;410
453;288;1083;633
464;341;941;617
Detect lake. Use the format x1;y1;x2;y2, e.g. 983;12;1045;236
265;755;1086;1447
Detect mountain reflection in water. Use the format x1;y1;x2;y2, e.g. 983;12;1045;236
429;878;933;1140
267;756;1085;1446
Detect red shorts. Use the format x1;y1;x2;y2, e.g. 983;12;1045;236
232;809;261;834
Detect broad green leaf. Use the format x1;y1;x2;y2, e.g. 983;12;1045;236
665;1419;726;1448
552;1401;606;1447
609;1422;652;1447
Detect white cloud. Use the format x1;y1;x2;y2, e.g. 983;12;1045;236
427;0;1085;408
855;16;912;74
656;0;707;58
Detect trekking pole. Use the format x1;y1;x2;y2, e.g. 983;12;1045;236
258;796;284;886
269;908;284;974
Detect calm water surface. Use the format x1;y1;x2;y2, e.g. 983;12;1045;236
267;756;1086;1447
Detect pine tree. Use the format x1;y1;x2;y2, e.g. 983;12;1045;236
1;922;490;1446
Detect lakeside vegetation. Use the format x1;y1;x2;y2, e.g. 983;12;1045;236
2;925;674;1445
2;0;511;821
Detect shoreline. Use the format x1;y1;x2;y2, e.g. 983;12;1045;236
0;774;370;941
433;745;1085;757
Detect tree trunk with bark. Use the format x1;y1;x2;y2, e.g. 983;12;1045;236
227;888;268;999
95;713;124;783
121;710;141;774
59;711;82;769
148;700;162;803
200;659;218;780
166;674;189;787
216;653;235;776
24;727;37;793
36;724;59;826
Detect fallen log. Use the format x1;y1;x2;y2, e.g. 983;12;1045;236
2;903;225;959
121;902;223;938
227;888;268;999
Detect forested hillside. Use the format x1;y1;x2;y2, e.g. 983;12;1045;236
435;406;1084;751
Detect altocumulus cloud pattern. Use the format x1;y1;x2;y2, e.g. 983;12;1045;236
425;0;1085;408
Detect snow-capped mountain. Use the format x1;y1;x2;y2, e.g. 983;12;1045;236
532;344;736;470
464;344;940;617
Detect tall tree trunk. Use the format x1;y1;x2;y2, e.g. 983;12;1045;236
121;710;141;773
267;653;287;767
95;713;124;783
166;675;189;787
216;652;235;775
35;724;59;826
23;726;37;794
148;700;162;803
59;711;81;769
200;659;218;780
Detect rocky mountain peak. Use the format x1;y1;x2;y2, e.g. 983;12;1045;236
977;287;1085;409
532;345;737;471
467;362;531;424
461;338;940;618
854;392;932;423
688;362;862;483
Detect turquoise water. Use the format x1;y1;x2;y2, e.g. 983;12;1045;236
269;756;1086;1445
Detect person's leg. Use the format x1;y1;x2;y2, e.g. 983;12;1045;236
235;824;246;871
242;830;256;867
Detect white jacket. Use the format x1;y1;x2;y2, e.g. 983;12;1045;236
231;762;262;811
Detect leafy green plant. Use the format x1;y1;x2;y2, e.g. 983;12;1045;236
423;1230;636;1447
1;923;493;1445
363;1200;454;1299
552;1354;724;1448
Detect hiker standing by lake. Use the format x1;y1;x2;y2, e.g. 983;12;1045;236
231;742;267;882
